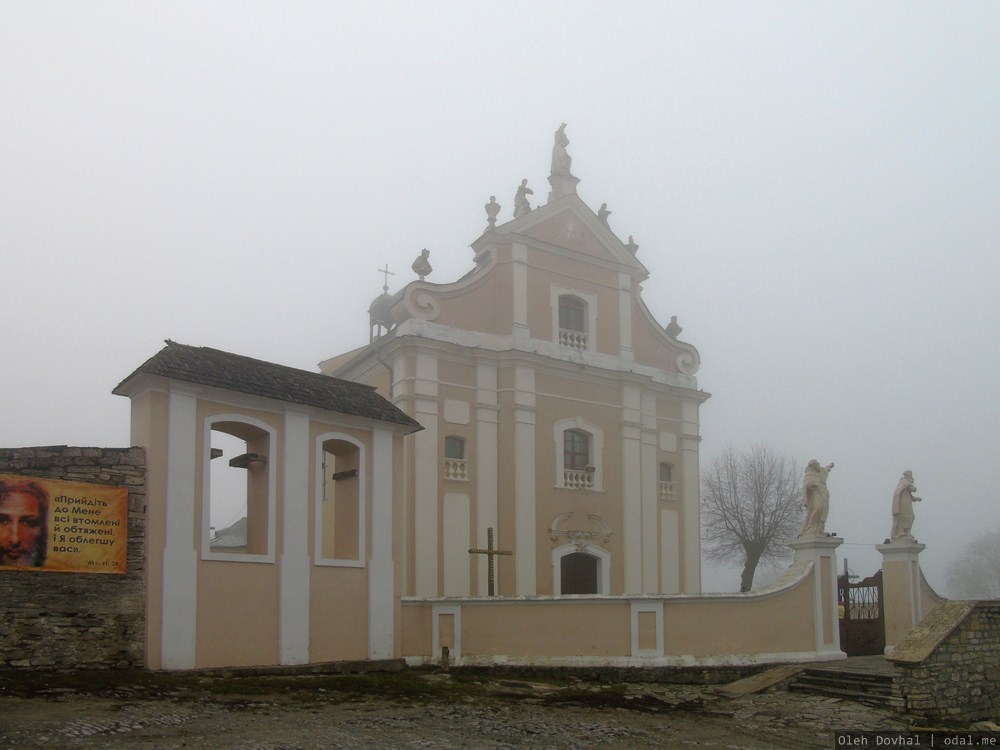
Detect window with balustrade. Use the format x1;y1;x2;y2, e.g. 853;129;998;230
558;295;588;349
444;436;468;482
550;287;598;352
554;418;602;491
659;462;675;502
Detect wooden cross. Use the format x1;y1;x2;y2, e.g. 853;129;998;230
468;527;512;597
378;263;395;292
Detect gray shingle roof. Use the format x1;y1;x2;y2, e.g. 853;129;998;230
115;341;421;431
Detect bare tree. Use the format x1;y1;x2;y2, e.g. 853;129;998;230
946;528;1000;599
702;444;803;592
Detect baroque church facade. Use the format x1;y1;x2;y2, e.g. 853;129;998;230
122;128;867;674
321;130;707;601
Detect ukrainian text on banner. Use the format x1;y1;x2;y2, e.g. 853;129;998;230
0;473;128;574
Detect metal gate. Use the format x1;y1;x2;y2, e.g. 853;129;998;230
838;570;885;656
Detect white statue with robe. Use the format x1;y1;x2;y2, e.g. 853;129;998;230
890;470;922;542
799;459;834;536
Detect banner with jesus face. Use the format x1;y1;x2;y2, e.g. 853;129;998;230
0;473;128;574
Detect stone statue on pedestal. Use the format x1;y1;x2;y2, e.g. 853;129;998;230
547;123;580;202
514;179;533;218
890;470;922;542
799;460;835;536
551;122;572;176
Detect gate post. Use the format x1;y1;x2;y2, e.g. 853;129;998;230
877;540;926;653
790;535;844;659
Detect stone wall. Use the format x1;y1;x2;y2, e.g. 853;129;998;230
889;600;1000;722
0;446;145;670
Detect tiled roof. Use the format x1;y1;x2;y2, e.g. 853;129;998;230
114;341;421;431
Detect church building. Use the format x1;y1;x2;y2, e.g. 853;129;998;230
321;125;707;602
115;128;849;670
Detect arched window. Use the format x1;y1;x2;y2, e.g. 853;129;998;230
204;416;275;561
316;433;365;566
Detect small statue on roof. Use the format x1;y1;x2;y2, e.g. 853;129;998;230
411;248;432;281
485;196;501;230
551;123;573;176
547;123;580;202
626;235;639;255
514;179;533;218
665;316;682;338
598;203;611;227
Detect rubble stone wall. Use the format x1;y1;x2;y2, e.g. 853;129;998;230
891;601;1000;722
0;446;146;670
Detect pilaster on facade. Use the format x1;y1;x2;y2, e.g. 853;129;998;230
475;361;500;596
511;243;530;343
621;384;643;594
162;388;198;670
638;392;658;593
369;428;395;658
279;409;311;665
413;353;440;597
680;399;702;594
389;351;408;402
617;272;634;363
514;364;537;595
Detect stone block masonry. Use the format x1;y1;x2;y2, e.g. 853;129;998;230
0;446;145;670
889;600;1000;723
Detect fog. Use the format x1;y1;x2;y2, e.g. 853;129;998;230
3;1;998;593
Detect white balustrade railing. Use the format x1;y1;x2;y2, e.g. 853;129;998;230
444;458;468;481
558;328;588;350
659;481;675;501
563;468;595;490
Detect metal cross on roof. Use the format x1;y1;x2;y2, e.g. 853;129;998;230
468;527;512;597
378;263;395;292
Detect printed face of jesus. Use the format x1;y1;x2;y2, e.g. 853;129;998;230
0;492;45;566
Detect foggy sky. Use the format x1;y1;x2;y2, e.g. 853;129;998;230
3;1;998;593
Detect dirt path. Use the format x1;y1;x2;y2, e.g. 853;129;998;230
0;669;911;749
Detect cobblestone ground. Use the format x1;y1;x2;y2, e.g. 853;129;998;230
0;670;913;749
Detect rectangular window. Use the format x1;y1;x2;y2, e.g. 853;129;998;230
564;429;590;471
443;436;468;482
659;462;675;501
558;296;586;332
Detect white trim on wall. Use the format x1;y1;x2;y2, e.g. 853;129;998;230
630;601;664;657
369;427;395;659
161;389;199;669
280;409;311;665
